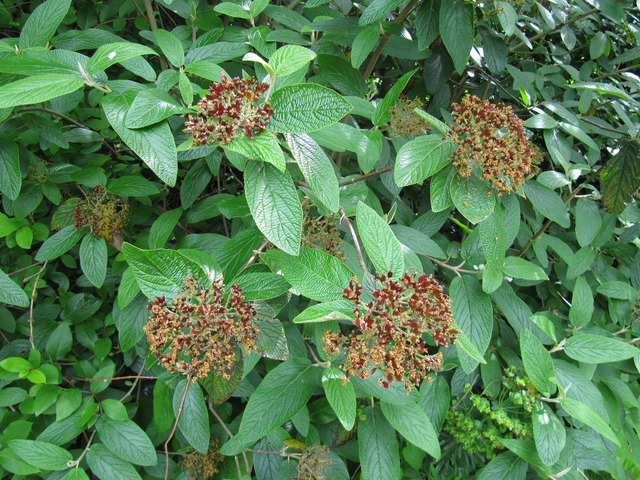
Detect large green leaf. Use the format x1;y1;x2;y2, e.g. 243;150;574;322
269;45;316;77
79;235;107;288
0;74;84;109
286;133;340;212
450;174;496;224
479;207;506;293
358;406;400;480
415;0;441;50
281;247;354;302
322;368;356;430
394;135;457;187
357;202;404;276
154;29;185;67
380;400;440;458
234;272;291;300
523;181;570;228
86;42;157;74
86;443;142;480
173;380;210;453
122;243;208;299
125;89;190;129
372;68;418;126
95;417;157;466
351;26;380;69
232;358;319;444
0;268;29;308
477;452;527;480
292;299;355;323
268;83;352;133
102;92;177;186
560;398;620;446
601;140;640;213
568;276;594;328
520;328;555;396
502;257;548;281
575;198;601;247
19;0;72;49
0;138;21;200
225;131;286;171
450;275;493;373
532;404;565;466
564;334;640;364
35;226;84;261
440;0;474;74
245;160;302;255
8;440;72;471
317;54;368;96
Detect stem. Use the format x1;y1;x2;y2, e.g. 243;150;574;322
592;63;640;82
208;400;251;478
67;430;96;468
143;0;170;71
338;166;394;187
28;261;47;349
448;216;473;234
8;261;44;277
119;360;148;402
339;207;368;275
72;375;158;382
418;254;479;276
165;376;192;480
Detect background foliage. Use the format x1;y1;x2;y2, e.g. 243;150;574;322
1;0;640;479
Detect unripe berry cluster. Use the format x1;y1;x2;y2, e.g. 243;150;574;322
183;73;273;145
72;186;129;241
389;95;431;137
295;445;332;480
448;95;539;195
323;271;459;393
144;277;259;381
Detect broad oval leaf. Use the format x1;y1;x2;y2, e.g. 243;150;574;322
173;380;210;453
380;400;440;458
322;368;356;430
358;406;400;480
533;404;566;466
35;226;84;262
95;417;157;466
356;201;404;276
450;174;496;224
125;89;190;129
86;42;157;74
523;181;570;228
86;443;142;480
560;398;620;446
520;328;555;396
0;74;84;109
440;0;474;74
8;439;72;471
0;268;29;308
394;135;457;187
79;235;107;288
564;334;640;364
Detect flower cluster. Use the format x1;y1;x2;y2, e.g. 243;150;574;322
144;277;259;381
72;186;129;241
183;73;273;145
180;439;224;479
302;210;345;260
389;95;431;137
295;445;332;480
447;95;540;195
323;271;459;393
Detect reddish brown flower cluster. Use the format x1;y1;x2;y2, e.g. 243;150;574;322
180;439;224;479
183;73;273;145
295;445;332;480
73;186;129;241
448;95;540;195
389;95;431;137
323;271;459;394
144;277;259;381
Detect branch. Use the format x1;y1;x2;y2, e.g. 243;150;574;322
339;166;394;187
339;207;368;275
28;261;47;349
208;399;251;479
143;0;170;70
165;376;191;480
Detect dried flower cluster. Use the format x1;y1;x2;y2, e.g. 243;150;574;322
183;73;273;145
302;211;345;260
447;95;539;195
73;186;129;241
323;271;459;393
295;445;332;480
144;277;259;381
180;439;224;479
389;95;431;137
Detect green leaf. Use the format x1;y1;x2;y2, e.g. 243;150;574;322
477;452;527;480
322;368;356;430
234;272;290;300
46;322;73;360
596;281;637;301
479;207;506;290
281;247;354;301
108;176;160;196
102;92;177;186
225;131;286;171
0;387;28;407
36;225;84;261
569;276;594;328
173;380;210;453
575;198;601;247
564;334;640;364
560;398;620;446
200;349;243;405
533;404;565;466
502;257;548;281
8;439;72;471
125;89;189;129
286;133;339;212
0;267;28;308
372;68;418;126
122;243;208;299
254;319;289;360
358;406;400;480
496;1;517;35
568;82;635;102
86;443;142;480
149;208;182;249
269;83;352;134
0;138;21;200
101;399;129;421
95;417;157;466
450;174;496;224
19;0;72;49
415;0;441;50
357;201;404;276
524;113;558;129
558;121;599;151
520;328;554;396
79;235;107;288
601;140;640;213
381;400;440;458
214;2;251;18
245;160;302;255
86;43;157;74
153;380;175;434
351;26;380;69
391;225;447;259
450;276;493;372
0;74;84;109
269;45;316;77
523;181;570;228
352;370;420;405
154;29;185;67
292;299;355;323
440;0;474;74
359;0;403;25
65;468;91;480
394;135;457;187
317;54;368;96
234;358;319;444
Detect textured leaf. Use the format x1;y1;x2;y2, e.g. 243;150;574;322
269;84;352;133
520;329;554;396
317;54;368;96
440;0;474;74
125;89;189;129
372;68;418;126
108;176;160;196
415;0;441;50
380;400;440;458
173;380;210;453
479;207;506;291
36;226;84;261
322;369;356;430
292;299;355;323
269;45;316;77
502;257;548;281
235;272;290;300
95;417;157;466
0;268;29;308
394;135;457;187
0;74;84;109
225;131;285;171
19;0;72;49
569;276;594;328
245;161;302;255
358;406;400;480
575;198;601;247
86;443;142;480
0;138;21;200
359;0;403;25
154;29;185;67
564;334;640;364
601;140;640;213
254;319;289;360
523;181;570;228
533;404;565;466
450;174;495;224
351;26;380;69
102;92;177;186
560;398;620;446
86;42;157;74
8;440;72;471
477;452;527;480
79;235;107;288
149;208;182;249
357;202;404;276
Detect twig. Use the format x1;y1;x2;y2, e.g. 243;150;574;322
119;360;148;402
67;430;96;468
165;376;192;480
239;238;271;274
419;255;479;277
28;261;47;349
143;0;169;70
8;261;43;276
72;375;158;382
592;63;640;82
208;400;251;478
338;166;394;187
339;207;368;275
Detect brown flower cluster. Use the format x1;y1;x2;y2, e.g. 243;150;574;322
144;277;259;381
183;73;273;145
295;445;332;480
447;95;539;195
180;439;224;479
302;211;345;260
73;186;129;241
389;95;431;137
323;271;459;393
